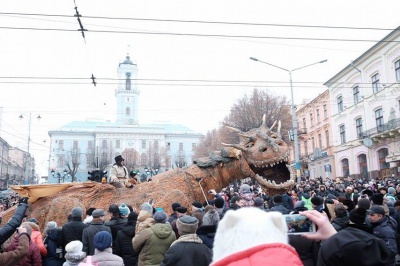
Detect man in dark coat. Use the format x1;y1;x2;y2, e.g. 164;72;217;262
196;207;220;249
82;209;111;256
115;211;139;266
331;204;349;232
59;207;86;251
0;197;28;246
269;195;290;214
161;216;212;266
104;204;127;253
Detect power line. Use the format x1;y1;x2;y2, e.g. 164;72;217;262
1;26;399;43
0;12;397;32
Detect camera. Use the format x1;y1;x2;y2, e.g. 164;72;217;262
283;214;316;235
208;190;213;194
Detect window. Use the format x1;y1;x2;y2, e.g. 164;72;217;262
101;152;107;162
341;159;349;177
167;142;171;151
353;86;360;104
192;143;196;151
375;108;384;132
337;96;343;112
140;153;147;166
325;130;329;147
179;143;183;151
304;140;308;154
165;157;171;169
358;154;368;179
396;60;400;81
57;156;65;167
311;137;315;150
115;140;120;149
126;107;130;116
102;140;107;148
378;148;389;170
73;140;78;150
372;73;380;94
141;140;146;149
323;104;327;119
58;140;64;150
356;118;363;139
302;118;306;130
126;72;131;90
316;109;320;123
339;125;346;144
318;134;322;148
154;140;159;150
88;141;93;150
310;113;314;126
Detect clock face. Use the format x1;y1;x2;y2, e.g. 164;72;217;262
128;140;134;146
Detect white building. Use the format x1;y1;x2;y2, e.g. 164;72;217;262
324;26;400;180
48;54;203;183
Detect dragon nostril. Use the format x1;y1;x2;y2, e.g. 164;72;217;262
259;147;268;152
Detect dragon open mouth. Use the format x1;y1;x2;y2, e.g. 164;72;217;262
223;115;296;194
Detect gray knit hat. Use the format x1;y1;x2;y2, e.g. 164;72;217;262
177;215;199;234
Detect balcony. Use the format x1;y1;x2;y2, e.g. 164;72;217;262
298;128;308;135
359;118;400;142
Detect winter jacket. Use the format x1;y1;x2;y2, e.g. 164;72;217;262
135;210;154;235
211;243;302;266
161;234;212;266
196;224;217;249
82;220;111;256
5;233;42;266
301;195;312;210
269;203;290;214
371;215;398;265
281;194;294;210
104;216;127;252
289;234;319;266
317;225;391;266
331;216;349;232
60;217;87;250
132;223;176;266
0;202;28;246
0;233;29;266
115;222;139;266
43;227;64;266
23;221;47;257
239;192;255;207
92;247;124;266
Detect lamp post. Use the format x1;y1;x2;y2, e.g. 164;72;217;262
19;113;41;185
51;169;70;183
250;57;327;183
144;166;159;180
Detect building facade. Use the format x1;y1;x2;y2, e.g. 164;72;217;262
296;90;336;180
324;27;400;180
47;55;204;183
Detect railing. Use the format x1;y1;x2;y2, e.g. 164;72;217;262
298;128;308;135
359;118;400;139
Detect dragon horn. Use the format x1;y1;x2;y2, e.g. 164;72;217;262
225;126;244;134
238;133;252;139
261;114;269;129
277;120;281;133
221;143;247;151
269;121;277;131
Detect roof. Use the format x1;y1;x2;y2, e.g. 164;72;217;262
119;55;135;66
49;120;202;136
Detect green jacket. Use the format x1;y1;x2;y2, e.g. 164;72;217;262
132;223;176;266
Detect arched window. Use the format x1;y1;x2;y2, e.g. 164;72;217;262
125;72;131;90
378;148;389;169
126;107;130;116
341;158;349;178
358;154;368;179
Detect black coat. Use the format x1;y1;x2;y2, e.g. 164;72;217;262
115;223;139;266
161;241;212;266
82;220;111;256
331;216;349;232
104;217;127;251
0;202;27;246
59;218;87;250
43;228;64;266
289;234;319;266
269;203;290;214
196;225;217;249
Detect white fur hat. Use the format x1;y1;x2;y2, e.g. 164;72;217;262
212;208;288;263
65;240;83;254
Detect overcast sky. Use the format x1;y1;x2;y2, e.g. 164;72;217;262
1;0;399;176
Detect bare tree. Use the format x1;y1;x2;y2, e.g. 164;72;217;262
195;88;292;157
64;149;81;182
121;148;139;171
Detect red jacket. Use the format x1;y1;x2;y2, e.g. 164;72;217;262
211;243;302;266
5;234;42;266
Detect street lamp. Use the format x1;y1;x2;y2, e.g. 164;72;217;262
19;113;41;185
250;57;327;183
144;166;159;180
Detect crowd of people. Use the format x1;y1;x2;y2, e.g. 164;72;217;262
0;175;400;265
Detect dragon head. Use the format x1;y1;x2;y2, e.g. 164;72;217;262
223;115;295;195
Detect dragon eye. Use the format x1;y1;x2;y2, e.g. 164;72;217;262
271;135;277;139
246;142;254;148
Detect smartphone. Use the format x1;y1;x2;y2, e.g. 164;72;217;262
283;214;316;235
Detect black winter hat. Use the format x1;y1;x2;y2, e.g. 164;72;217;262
371;193;384;205
311;196;324;206
128;211;138;222
349;207;367;225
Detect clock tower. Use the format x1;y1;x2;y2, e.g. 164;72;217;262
115;54;140;124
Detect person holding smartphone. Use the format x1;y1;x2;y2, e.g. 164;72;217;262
0;227;30;266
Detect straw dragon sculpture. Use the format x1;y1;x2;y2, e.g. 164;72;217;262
3;115;295;229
